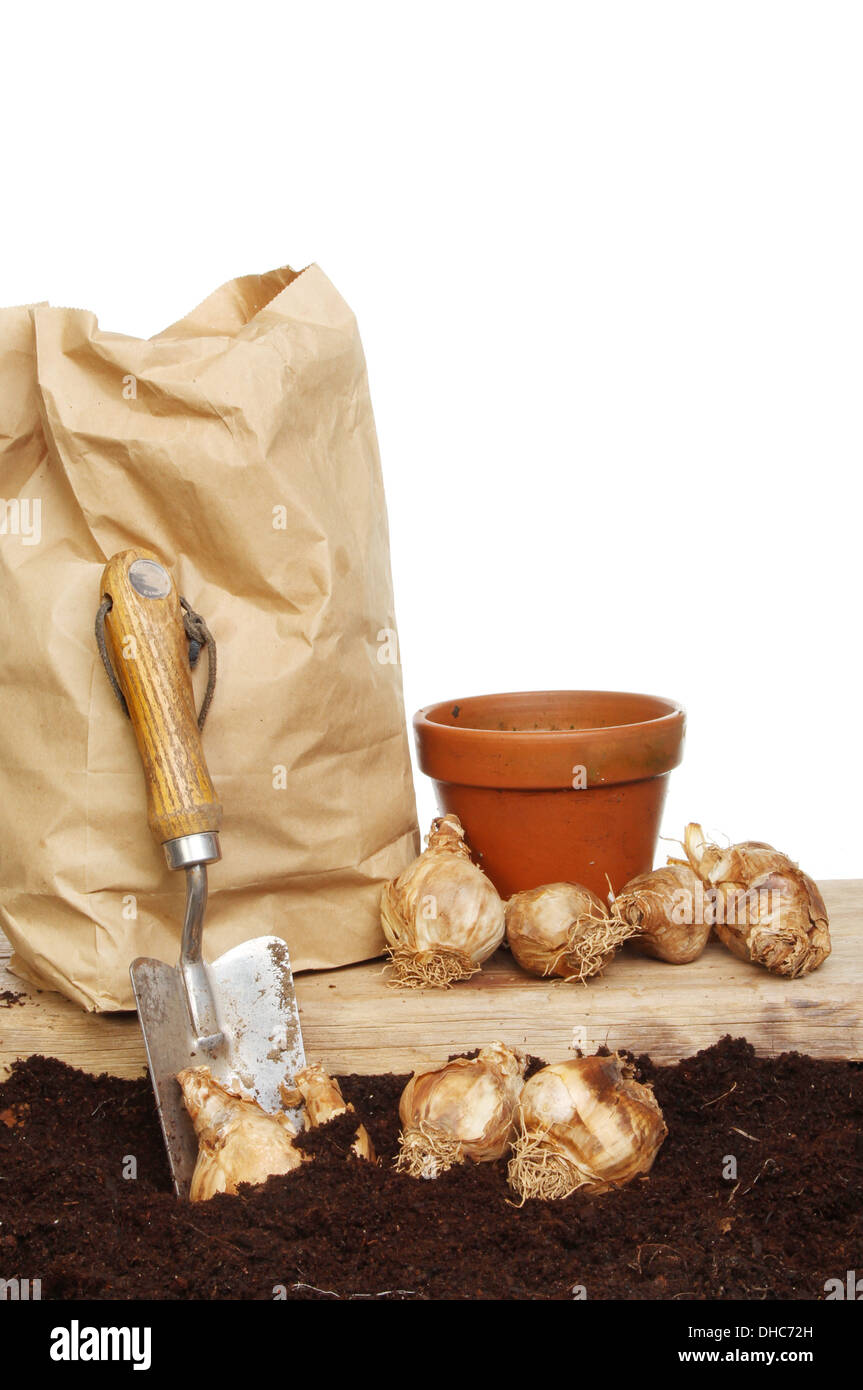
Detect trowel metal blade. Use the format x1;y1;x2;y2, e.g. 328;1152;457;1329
131;935;305;1199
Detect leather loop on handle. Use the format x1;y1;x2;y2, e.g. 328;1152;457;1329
101;549;223;847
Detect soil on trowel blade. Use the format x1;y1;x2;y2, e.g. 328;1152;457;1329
0;1037;860;1300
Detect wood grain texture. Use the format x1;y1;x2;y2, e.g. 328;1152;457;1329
1;881;859;1079
101;549;222;846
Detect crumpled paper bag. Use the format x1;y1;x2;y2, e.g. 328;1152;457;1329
0;263;419;1010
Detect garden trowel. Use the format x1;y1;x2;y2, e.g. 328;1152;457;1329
99;549;305;1197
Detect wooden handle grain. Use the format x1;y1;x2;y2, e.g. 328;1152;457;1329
101;549;223;847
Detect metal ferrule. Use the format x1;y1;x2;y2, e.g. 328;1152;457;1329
163;832;221;871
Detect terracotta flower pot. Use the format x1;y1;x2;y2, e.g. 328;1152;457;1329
413;691;686;901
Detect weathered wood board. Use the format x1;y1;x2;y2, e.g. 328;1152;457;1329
0;880;859;1079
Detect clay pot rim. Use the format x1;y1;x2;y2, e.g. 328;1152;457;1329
414;690;686;790
417;689;683;738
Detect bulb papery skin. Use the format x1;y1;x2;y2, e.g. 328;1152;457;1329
714;869;831;977
680;824;830;977
382;815;505;987
396;1042;526;1177
178;1066;304;1202
508;1053;667;1202
682;823;795;885
289;1063;375;1162
505;882;627;980
613;864;712;964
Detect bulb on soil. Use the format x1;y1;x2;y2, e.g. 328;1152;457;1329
282;1062;375;1162
381;814;505;988
396;1041;526;1177
507;1053;667;1202
178;1066;305;1202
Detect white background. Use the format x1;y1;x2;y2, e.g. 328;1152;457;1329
1;2;860;876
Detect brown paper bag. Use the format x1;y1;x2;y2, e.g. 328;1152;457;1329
0;264;419;1010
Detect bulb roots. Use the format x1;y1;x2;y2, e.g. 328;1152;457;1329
507;1129;592;1204
395;1122;466;1178
385;946;480;989
557;911;639;982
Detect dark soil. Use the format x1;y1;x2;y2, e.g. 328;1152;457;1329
0;1037;860;1300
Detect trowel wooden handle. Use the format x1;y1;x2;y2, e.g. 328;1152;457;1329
100;549;222;847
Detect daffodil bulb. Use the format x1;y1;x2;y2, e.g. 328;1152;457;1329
396;1041;526;1178
506;881;632;981
678;824;830;977
611;864;712;964
178;1066;304;1202
285;1063;375;1162
508;1053;667;1202
382;814;505;988
714;867;830;977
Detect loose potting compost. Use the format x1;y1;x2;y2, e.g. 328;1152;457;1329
1;1039;860;1300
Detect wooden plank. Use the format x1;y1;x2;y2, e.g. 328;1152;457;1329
0;880;860;1079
